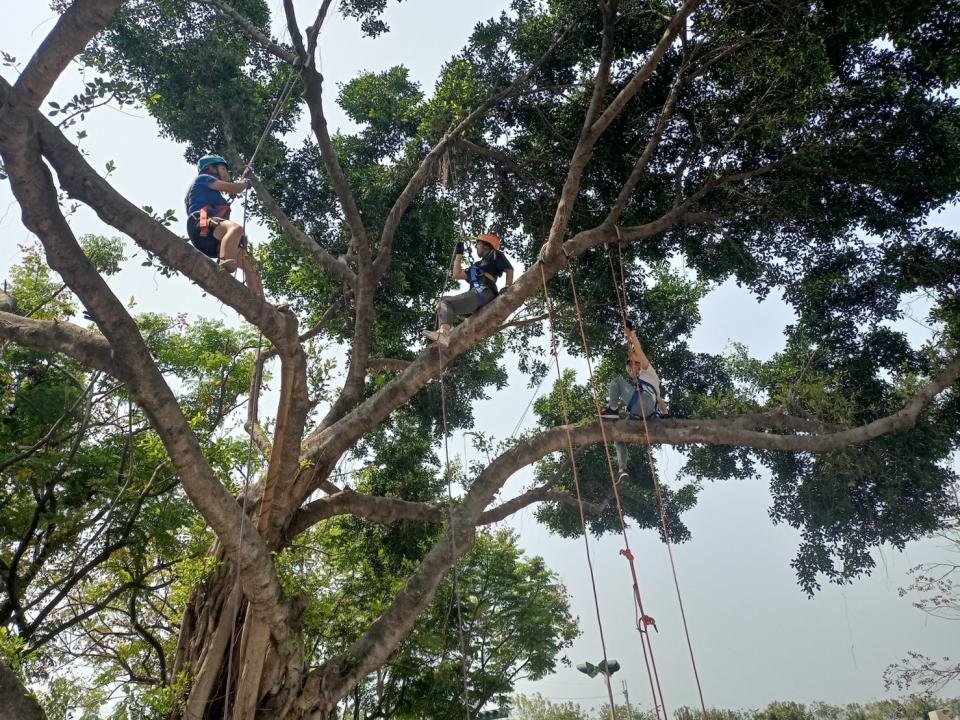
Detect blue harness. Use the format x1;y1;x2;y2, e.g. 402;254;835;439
467;264;497;301
626;377;659;416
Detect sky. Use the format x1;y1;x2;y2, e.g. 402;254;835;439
1;1;959;716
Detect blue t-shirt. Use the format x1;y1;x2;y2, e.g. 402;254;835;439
186;174;229;215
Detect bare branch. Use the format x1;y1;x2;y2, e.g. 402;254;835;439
305;0;335;63
456;137;540;186
591;0;704;137
542;0;702;259
282;0;308;62
245;420;273;459
372;27;571;280
498;313;548;331
0;659;45;720
0;312;113;373
7;0;124;115
193;0;298;65
253;176;357;288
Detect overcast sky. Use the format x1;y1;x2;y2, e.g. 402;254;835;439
2;1;958;715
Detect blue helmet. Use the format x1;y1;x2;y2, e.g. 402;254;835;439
197;154;229;173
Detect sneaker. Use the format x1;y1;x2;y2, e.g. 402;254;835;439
218;258;238;273
600;406;620;419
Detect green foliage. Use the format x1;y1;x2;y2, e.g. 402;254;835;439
285;527;578;719
513;693;589;720
510;695;960;720
0;245;260;718
12;4;960;717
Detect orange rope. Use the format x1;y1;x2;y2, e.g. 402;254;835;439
539;265;619;720
612;241;709;720
565;269;668;720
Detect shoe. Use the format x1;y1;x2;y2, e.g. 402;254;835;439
218;258;238;273
600;406;620;419
627;412;641;421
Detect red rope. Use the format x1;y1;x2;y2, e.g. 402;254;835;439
565;269;668;720
539;266;619;720
613;240;709;720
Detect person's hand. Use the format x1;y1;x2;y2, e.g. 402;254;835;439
242;177;254;190
455;241;465;255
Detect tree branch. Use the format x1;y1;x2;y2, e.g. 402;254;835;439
0;312;114;373
542;1;701;261
455;137;540;186
367;358;411;373
282;0;308;63
6;0;124;115
193;0;298;65
372;28;569;280
0;660;45;720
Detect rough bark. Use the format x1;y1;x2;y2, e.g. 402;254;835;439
0;660;45;720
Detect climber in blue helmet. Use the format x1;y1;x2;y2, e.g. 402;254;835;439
184;155;263;297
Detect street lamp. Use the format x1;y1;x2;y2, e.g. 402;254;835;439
577;659;634;717
576;658;621;678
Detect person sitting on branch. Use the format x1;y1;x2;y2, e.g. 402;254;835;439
424;233;514;346
185;154;263;298
601;320;669;482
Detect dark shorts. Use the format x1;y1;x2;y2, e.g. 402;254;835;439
186;212;223;258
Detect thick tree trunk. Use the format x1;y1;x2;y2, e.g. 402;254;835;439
0;660;46;720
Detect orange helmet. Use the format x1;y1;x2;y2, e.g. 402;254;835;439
477;233;501;251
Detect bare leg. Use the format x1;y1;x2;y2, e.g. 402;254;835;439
220;227;244;266
238;252;264;299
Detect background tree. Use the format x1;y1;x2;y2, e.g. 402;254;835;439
885;516;960;693
1;0;960;718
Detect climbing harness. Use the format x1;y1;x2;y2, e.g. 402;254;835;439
195;203;231;238
627;377;658;416
467;263;497;301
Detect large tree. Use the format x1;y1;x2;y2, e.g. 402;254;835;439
1;0;960;718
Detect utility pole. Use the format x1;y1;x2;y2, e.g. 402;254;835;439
622;679;634;719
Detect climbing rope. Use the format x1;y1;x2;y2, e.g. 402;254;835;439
240;73;298;178
222;329;264;720
608;239;709;720
539;265;620;720
439;359;473;720
221;173;264;718
564;268;668;720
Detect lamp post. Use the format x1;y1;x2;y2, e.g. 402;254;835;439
577;660;634;718
576;658;621;678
